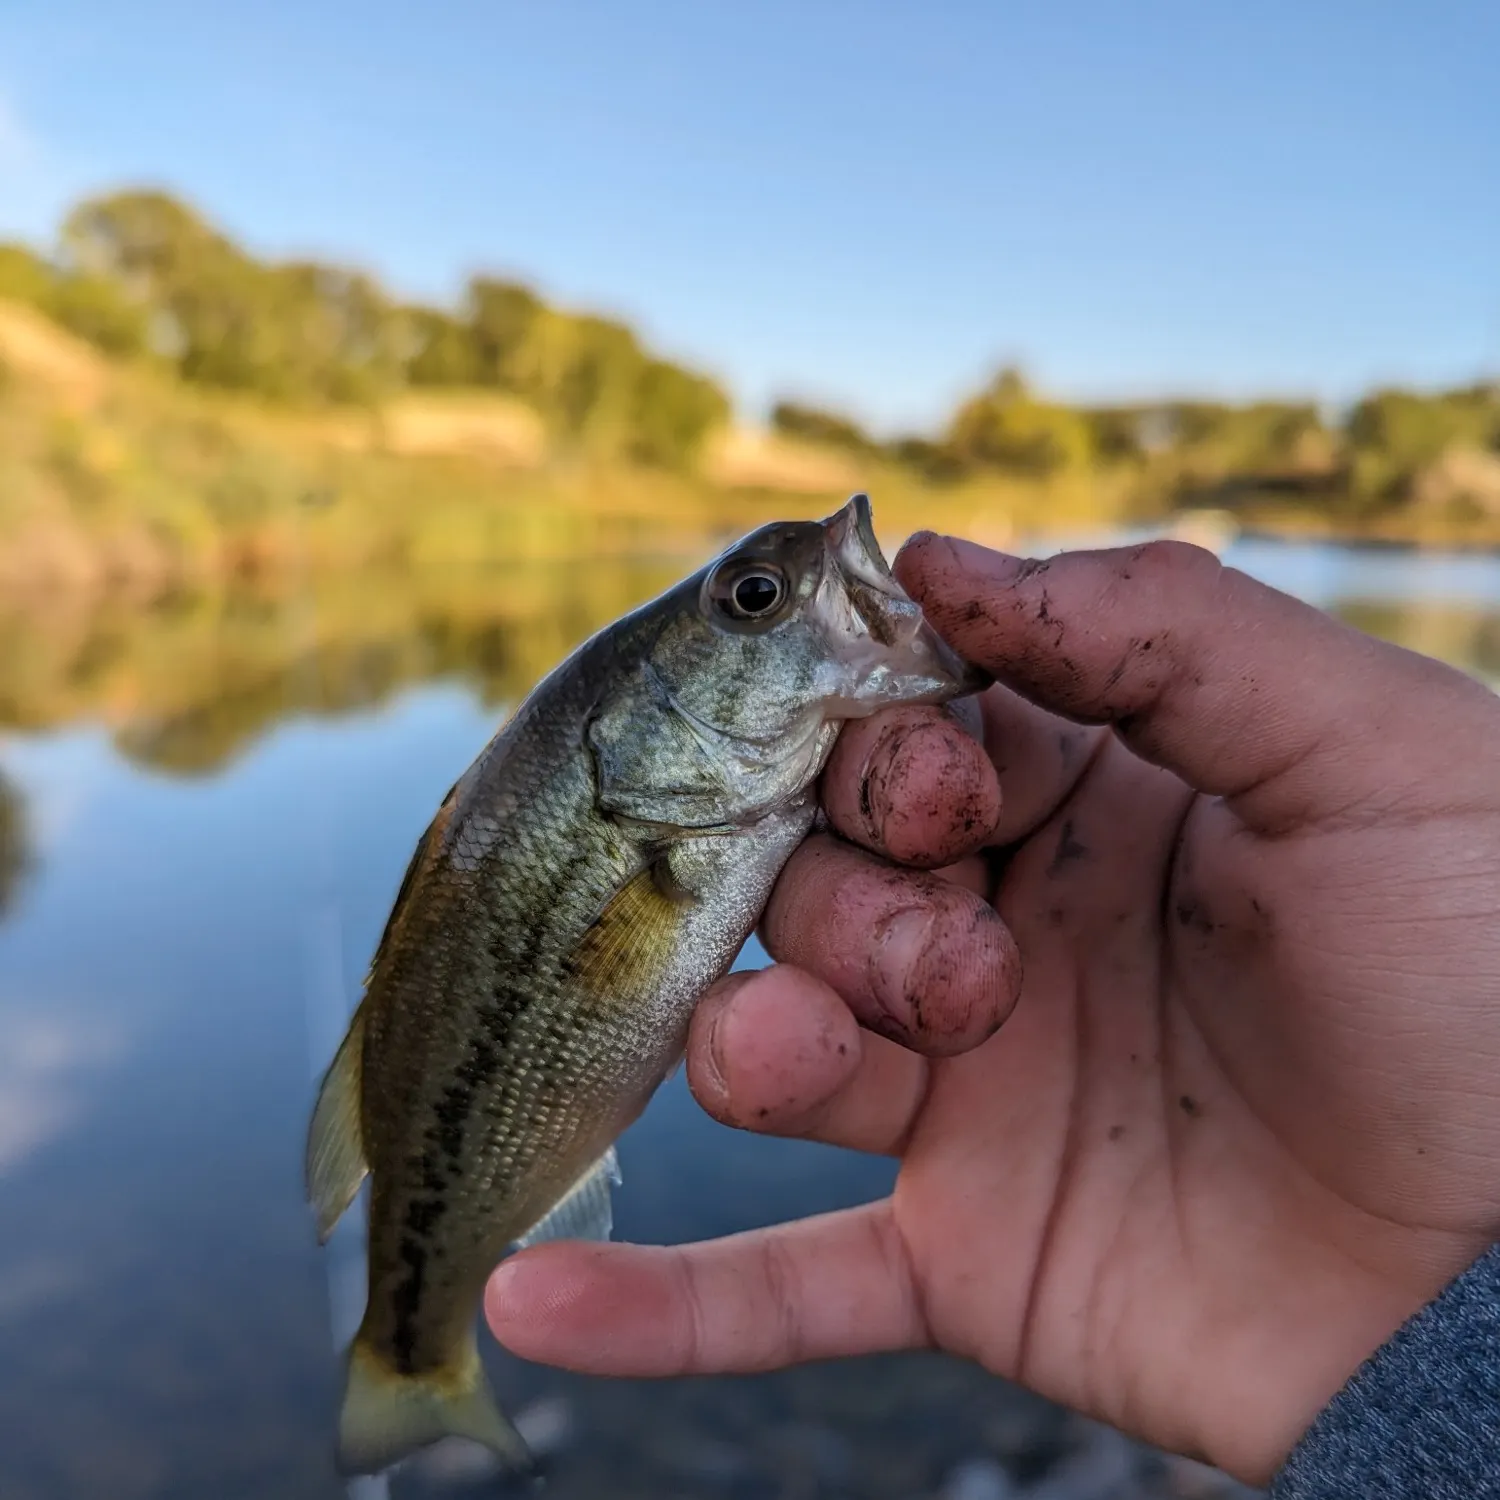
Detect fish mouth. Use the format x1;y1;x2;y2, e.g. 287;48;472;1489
820;494;989;701
821;492;890;582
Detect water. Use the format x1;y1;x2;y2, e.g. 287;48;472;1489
0;535;1494;1500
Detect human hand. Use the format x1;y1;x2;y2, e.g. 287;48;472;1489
486;535;1500;1485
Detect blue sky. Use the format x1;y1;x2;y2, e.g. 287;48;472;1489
1;1;1495;431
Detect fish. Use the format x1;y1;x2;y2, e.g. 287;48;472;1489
305;493;983;1479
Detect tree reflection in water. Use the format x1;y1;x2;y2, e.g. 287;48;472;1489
0;769;28;917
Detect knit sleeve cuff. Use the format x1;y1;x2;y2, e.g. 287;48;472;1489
1269;1241;1500;1499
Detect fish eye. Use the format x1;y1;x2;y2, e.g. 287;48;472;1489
711;564;788;622
734;572;782;614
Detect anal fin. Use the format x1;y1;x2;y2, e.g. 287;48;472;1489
513;1148;623;1250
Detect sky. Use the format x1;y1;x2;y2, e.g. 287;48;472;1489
0;1;1496;432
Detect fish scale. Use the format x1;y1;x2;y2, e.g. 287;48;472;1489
304;494;984;1478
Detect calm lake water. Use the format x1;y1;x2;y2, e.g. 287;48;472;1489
0;533;1495;1500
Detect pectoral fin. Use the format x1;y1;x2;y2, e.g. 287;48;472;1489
569;860;691;1001
306;1006;369;1243
513;1147;623;1250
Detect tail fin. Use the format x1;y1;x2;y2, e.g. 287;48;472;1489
336;1334;536;1480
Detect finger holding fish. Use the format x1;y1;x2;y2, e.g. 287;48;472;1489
761;834;1022;1058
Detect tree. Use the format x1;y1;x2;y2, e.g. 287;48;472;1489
770;400;877;457
629;360;730;469
945;366;1093;477
401;307;480;386
885;435;965;483
0;243;54;305
467;277;545;391
1346;386;1500;501
46;273;148;357
531;313;645;450
0;241;146;356
20;188;737;443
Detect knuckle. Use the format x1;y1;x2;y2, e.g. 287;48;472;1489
1120;538;1222;590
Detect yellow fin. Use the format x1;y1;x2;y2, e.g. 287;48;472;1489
306;1005;369;1244
569;859;691;1001
336;1334;534;1479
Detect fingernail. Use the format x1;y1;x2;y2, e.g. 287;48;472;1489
872;906;935;1023
699;973;752;1094
856;732;897;840
857;720;930;843
706;1004;732;1095
488;1258;521;1303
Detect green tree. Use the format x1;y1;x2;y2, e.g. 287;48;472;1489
60;190;403;403
1171;401;1327;472
0;240;146;356
0;242;54;305
25;188;737;442
46;272;149;356
467;277;546;391
401;306;480;386
629;359;730;469
884;436;965;483
558;314;645;444
1345;386;1500;499
770;400;877;457
946;366;1094;477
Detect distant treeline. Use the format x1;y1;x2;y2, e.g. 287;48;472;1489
3;188;1499;520
0;190;730;470
774;367;1500;521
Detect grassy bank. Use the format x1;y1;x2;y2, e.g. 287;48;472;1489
3;297;1499;602
0;298;1139;589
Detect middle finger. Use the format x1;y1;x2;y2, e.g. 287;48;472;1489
762;834;1022;1057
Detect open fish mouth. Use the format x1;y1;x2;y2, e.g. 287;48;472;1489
818;493;990;701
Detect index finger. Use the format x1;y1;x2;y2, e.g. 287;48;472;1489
897;533;1500;834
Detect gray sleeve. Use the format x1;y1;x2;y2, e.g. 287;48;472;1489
1269;1241;1500;1499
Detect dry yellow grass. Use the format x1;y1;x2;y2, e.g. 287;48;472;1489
0;300;111;412
704;425;865;492
378;392;547;465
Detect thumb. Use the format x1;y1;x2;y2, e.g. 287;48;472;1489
896;534;1497;835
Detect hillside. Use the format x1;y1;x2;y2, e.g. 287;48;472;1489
0;298;1100;591
2;279;1499;600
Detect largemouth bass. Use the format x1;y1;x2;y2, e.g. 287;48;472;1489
306;494;981;1478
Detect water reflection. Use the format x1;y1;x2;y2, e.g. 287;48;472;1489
0;770;27;915
0;547;1495;785
0;539;1494;1500
0;561;684;777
